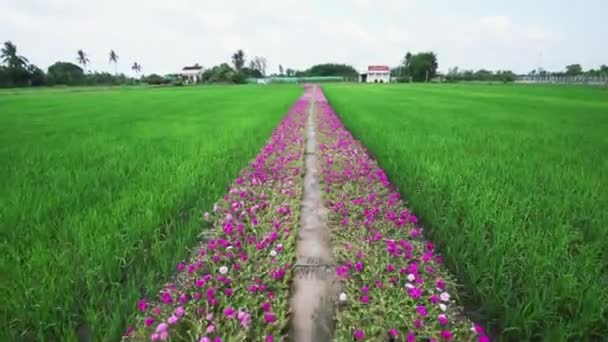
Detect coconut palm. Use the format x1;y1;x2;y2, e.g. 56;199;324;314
77;49;90;73
1;41;29;69
131;62;142;77
108;50;119;75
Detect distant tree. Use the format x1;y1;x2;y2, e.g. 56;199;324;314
142;73;170;85
232;49;245;71
474;69;494;81
27;64;46;86
202;63;237;83
109;50;119;75
405;52;438;82
401;52;413;79
565;64;583;76
242;67;263;79
278;64;284;76
252;56;267;76
302;63;358;79
600;64;608;75
131;62;142;77
1;41;29;69
285;68;294;77
77;50;90;73
47;61;85;85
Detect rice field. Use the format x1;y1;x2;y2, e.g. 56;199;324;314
322;83;608;340
0;85;301;341
3;82;606;341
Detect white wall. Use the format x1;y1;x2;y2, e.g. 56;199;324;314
367;72;390;83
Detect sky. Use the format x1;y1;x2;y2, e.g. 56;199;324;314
1;0;607;76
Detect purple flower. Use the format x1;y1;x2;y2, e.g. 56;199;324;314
354;329;365;340
264;312;277;324
440;330;453;340
354;261;364;272
416;305;428;317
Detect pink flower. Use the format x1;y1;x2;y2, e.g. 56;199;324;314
159;331;168;340
137;299;148;312
386;264;395;272
151;333;160;341
161;292;172;304
145;317;155;326
206;325;215;333
264;312;277;324
223;307;235;318
416;305;428;317
360;295;370;304
177;262;185;272
388;328;399;338
175;306;185;317
224;288;234;297
354;329;365;340
440;330;453;340
265;335;274;342
473;323;485;335
408;287;423;299
195;278;205;288
414;319;423;329
199;338;210;342
479;337;490;342
355;261;364;272
407;332;416;342
167;315;178;325
361;286;369;294
430;294;440;304
156;323;168;333
438;314;449;325
124;326;134;336
261;301;271;312
436;279;446;290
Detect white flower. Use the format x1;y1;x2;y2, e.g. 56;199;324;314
270;250;277;257
226;246;233;250
405;283;414;289
339;292;347;302
407;273;416;282
470;324;477;333
213;203;218;212
438;314;447;320
440;292;450;302
219;266;228;274
439;303;447;312
203;212;210;221
277;244;283;249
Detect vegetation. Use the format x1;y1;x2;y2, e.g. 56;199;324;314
0;85;301;341
445;67;516;83
295;63;358;80
396;52;439;82
323;83;608;341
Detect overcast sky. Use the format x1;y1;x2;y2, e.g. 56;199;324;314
2;0;606;75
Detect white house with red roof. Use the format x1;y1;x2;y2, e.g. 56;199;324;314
359;65;391;83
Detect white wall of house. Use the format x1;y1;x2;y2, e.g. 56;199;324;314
181;69;204;84
367;71;390;83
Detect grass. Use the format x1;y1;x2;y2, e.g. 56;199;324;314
322;83;608;341
0;84;301;341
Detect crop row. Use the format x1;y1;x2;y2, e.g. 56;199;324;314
313;90;489;341
125;96;308;341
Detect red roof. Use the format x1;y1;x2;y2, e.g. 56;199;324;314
368;65;390;71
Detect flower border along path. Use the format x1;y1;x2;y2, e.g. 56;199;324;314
125;94;309;341
314;89;490;342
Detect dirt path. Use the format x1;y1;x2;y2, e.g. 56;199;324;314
288;86;338;342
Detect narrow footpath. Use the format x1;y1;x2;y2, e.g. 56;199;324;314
289;85;338;342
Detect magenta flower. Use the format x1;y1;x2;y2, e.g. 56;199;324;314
438;314;449;325
479;336;490;342
355;261;364;272
388;328;399;338
437;279;446;290
144;317;154;326
440;330;453;340
354;329;365;340
361;286;369;294
265;335;274;342
407;332;416;342
386;263;396;272
416;305;428;317
223;306;235;318
177;262;185;272
360;295;370;304
264;312;277;324
408;287;423;299
137;299;148;312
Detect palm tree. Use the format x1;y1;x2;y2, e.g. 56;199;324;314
77;49;90;73
108;50;119;75
1;41;29;69
131;62;142;77
231;49;245;71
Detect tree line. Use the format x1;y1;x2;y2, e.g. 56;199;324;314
0;41;146;87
